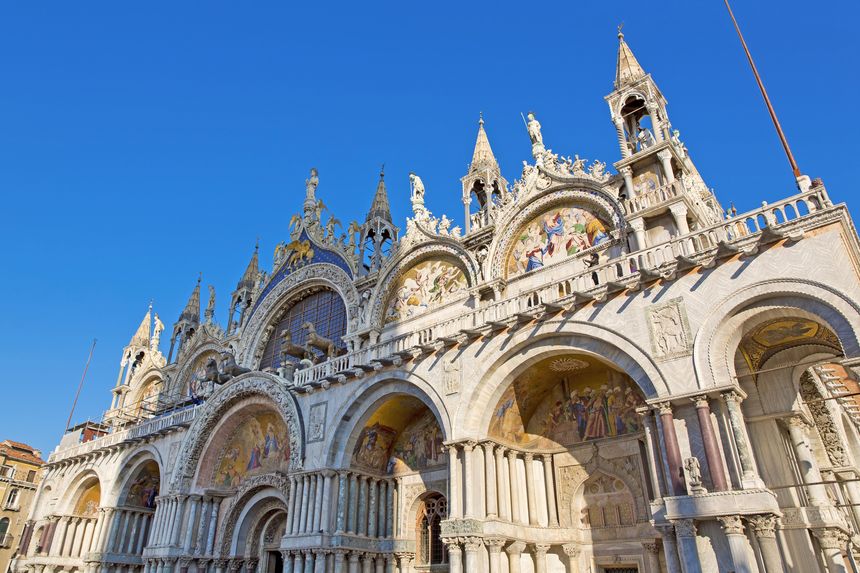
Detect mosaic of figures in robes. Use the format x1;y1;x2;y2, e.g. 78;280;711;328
74;482;101;517
507;205;611;276
490;359;645;448
387;410;445;474
352;422;398;473
213;412;290;488
125;462;159;509
385;259;468;323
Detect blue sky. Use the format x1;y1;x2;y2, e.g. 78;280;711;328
1;1;857;456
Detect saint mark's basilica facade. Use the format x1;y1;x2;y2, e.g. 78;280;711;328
12;32;860;573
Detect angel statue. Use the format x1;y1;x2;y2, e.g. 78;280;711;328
409;173;426;213
526;111;544;149
325;215;342;241
346;221;361;248
205;285;216;323
305;167;319;196
152;314;164;350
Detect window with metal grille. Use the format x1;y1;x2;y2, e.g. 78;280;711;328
258;289;347;371
417;494;447;565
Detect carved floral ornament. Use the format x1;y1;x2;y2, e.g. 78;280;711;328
488;187;626;281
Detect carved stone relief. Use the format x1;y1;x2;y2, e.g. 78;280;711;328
646;297;693;360
307;402;328;444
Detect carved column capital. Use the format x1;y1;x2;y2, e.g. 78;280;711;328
562;543;581;557
485;537;506;551
505;541;527;556
720;390;743;405
691;395;710;409
642;541;660;554
747;514;779;539
717;515;744;536
657;149;674;163
463;537;482;552
654;401;673;416
813;528;849;550
531;543;551;555
671;519;696;537
523;452;534;463
462;441;477;453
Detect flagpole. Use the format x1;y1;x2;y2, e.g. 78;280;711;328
724;0;801;179
66;338;97;430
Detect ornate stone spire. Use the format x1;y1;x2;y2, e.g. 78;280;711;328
615;28;646;89
179;275;201;324
468;113;499;173
129;304;152;348
366;166;392;223
237;242;260;290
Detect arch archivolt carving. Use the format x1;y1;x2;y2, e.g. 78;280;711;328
693;279;860;389
170;374;304;491
174;342;227;395
107;446;164;506
324;371;451;468
487;185;627;282
216;473;289;557
368;242;479;331
238;263;359;367
57;469;102;516
558;452;648;528
458;322;668;437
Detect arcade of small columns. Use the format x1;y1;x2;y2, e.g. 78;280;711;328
24;504;155;573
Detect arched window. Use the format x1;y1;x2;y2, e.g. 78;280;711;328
258;290;347;371
0;517;9;538
6;488;19;508
416;494;447;565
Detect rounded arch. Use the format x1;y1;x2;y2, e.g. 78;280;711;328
59;470;102;517
487;185;626;282
694;280;860;389
216;473;288;557
174;342;227;396
109;447;164;508
368;241;479;330
238;263;359;367
170;373;304;491
325;372;452;469
458;323;669;437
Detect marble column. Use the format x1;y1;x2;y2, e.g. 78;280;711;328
306;475;318;534
106;511;123;554
785;415;829;506
507;450;522;523
375;480;386;538
357;476;369;536
814;529;848;573
332;551;346;573
205;498;221;556
483;443;497;518
347;553;359;573
348;474;359;534
367;478;378;537
195;498;211;554
562;544;580;573
747;514;783;573
638;407;667;498
620;166;636;200
656;402;687;496
313;474;325;533
171;498;186;547
386;480;395;538
384;555;395;573
658;150;676;186
486;538;504;573
505;541;526;573
614;117;631;159
718;515;754;573
183;496;201;553
692;395;729;491
321;471;335;534
292;476;304;534
629;217;647;251
531;544;549;573
523;453;538;525
281;552;294;573
672;519;701;573
463;538;481;573
721;391;759;487
302;551;314;573
335;472;348;534
300;475;311;534
287;477;298;535
494;446;509;521
541;455;558;526
360;555;372;573
52;516;69;555
447;542;463;573
462;442;475;518
447;446;461;519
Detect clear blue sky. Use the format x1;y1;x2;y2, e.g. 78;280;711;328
1;1;857;456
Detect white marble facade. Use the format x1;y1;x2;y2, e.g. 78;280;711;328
13;32;860;573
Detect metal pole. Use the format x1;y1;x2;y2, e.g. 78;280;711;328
66;338;97;430
724;0;802;179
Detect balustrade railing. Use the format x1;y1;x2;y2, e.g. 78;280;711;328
294;187;830;386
